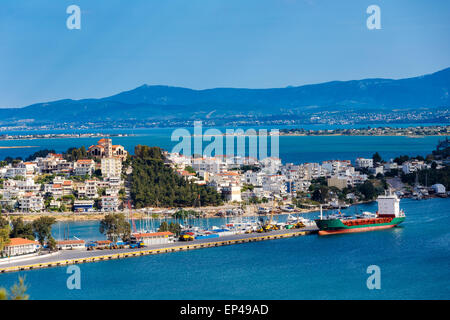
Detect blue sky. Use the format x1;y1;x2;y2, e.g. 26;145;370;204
0;0;449;108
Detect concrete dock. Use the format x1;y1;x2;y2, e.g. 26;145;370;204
0;227;317;273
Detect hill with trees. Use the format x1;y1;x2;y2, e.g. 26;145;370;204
130;145;222;208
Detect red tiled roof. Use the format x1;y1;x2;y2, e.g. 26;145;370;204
49;153;63;159
77;159;93;164
88;145;104;150
7;238;36;246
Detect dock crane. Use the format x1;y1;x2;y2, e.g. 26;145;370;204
257;205;280;233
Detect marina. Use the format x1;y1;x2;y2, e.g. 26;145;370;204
0;197;447;300
0;227;317;273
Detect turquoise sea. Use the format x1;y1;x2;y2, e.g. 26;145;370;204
0;124;449;299
0;124;447;164
0;198;449;299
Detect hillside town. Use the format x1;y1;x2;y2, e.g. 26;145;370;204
0;138;449;215
0;138;127;213
167;147;448;210
280;125;450;136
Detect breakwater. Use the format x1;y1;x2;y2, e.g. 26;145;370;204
0;228;316;273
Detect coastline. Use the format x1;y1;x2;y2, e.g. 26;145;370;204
279;133;444;137
0;146;37;149
6;201;373;222
0;228;317;274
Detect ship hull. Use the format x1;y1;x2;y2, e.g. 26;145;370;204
315;217;405;236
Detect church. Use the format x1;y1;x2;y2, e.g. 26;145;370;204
88;138;128;161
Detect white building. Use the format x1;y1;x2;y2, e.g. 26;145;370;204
260;157;282;175
101;157;122;178
85;180;98;198
222;184;242;202
369;166;384;176
300;163;324;180
355;158;373;169
322;160;352;177
101;195;119;212
36;153;72;174
4;167;27;178
402;161;427;174
2;238;37;257
74;159;95;176
19;193;44;212
131;232;175;246
383;161;398;172
431;184;446;194
56;240;86;250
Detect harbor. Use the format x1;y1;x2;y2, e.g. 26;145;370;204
0;227;317;273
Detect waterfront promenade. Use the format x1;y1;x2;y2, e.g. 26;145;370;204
0;227;318;273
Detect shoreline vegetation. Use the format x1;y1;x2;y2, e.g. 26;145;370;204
1;206;321;222
185;125;450;137
0;146;37;149
0;133;134;141
279;125;449;137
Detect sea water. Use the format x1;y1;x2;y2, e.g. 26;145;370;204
0;198;449;299
0;126;445;164
0;126;448;299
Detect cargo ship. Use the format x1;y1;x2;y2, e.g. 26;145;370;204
315;191;405;235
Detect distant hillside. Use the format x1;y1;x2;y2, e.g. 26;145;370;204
1;67;449;124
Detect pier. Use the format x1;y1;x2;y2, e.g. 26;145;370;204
0;227;317;273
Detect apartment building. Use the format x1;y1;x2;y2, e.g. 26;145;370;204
355;158;374;169
19;193;44;212
74;159;95;176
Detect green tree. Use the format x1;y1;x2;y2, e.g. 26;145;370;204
185;166;196;174
172;209;199;220
393;155;409;165
358;181;377;200
10;217;35;240
158;221;181;236
168;222;182;236
47;236;57;251
64;146;89;162
0;215;8;228
311;186;329;203
25;149;55;162
99;213;131;243
130;146;222;208
372;152;382;163
158;221;169;232
0;225;10;254
32;216;56;247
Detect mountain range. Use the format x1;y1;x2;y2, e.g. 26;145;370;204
1;67;449;125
